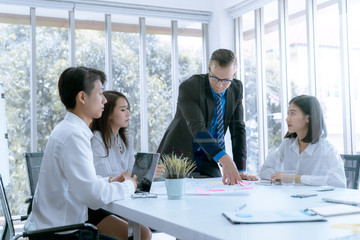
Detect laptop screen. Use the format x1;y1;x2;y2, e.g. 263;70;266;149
131;152;160;193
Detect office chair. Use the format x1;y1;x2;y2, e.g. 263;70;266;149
0;175;99;240
24;152;43;215
24;152;43;197
340;154;360;190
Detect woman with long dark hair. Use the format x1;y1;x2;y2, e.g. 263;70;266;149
260;95;346;188
90;90;152;240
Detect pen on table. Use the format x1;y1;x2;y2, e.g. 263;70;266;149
235;204;247;212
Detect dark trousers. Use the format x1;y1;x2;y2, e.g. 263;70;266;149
29;229;118;240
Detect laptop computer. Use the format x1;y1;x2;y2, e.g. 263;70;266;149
131;152;160;193
322;195;360;207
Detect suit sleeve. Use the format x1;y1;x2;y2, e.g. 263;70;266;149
228;81;247;170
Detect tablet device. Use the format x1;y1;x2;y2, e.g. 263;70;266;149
131;152;160;193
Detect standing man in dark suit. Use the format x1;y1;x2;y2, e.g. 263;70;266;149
157;49;257;185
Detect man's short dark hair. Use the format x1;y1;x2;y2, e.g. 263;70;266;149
58;66;106;110
284;95;327;144
209;49;237;67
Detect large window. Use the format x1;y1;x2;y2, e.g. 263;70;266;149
242;11;258;175
316;0;344;152
36;8;68;151
287;0;309;97
348;0;360;153
178;21;202;83
146;18;172;153
235;0;358;168
264;1;281;152
111;15;141;152
0;4;30;215
0;3;207;217
75;11;105;71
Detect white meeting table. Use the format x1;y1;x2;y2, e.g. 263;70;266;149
104;178;360;240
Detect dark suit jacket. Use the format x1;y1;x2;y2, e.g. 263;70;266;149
157;74;246;175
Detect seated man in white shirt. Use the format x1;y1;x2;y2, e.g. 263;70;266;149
24;66;138;240
260;95;346;188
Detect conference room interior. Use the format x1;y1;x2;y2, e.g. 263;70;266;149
0;0;360;239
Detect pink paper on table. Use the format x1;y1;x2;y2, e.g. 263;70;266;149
195;187;208;194
238;182;247;187
238;182;253;190
208;189;226;192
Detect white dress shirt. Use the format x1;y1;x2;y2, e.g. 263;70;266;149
25;112;135;231
91;130;135;177
260;137;346;188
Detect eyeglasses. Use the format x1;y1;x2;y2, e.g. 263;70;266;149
209;70;233;85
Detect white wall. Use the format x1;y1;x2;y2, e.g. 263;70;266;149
208;0;235;54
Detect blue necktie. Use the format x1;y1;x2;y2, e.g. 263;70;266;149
216;93;225;150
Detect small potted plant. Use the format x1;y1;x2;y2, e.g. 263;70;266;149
160;152;196;199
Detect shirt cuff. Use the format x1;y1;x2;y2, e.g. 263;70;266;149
213;150;226;162
121;179;136;197
101;176;109;181
238;170;246;172
300;175;327;186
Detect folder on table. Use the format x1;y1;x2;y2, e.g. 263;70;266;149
307;204;360;217
222;209;326;224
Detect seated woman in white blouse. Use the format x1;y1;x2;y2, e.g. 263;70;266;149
260;95;346;188
90;91;152;240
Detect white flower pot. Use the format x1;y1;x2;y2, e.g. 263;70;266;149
165;178;185;200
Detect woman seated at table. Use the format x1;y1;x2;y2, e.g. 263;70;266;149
260;95;346;188
90;90;152;240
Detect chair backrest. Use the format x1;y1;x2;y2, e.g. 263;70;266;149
24;152;44;196
0;175;15;240
341;154;360;190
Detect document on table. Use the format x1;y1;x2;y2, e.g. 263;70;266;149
222;209;326;224
151;178;252;195
307;204;360;217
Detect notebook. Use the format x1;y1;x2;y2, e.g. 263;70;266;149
131;152;160;193
322;195;360;207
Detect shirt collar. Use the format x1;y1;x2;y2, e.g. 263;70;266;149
64;111;93;140
210;86;226;99
290;137;317;156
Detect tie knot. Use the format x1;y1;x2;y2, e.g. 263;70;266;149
217;93;222;100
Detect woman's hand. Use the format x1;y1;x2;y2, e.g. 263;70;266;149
123;173;138;189
270;172;282;183
239;172;258;181
110;171;138;189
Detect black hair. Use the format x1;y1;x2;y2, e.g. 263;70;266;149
58;66;106;110
284;95;327;143
90;91;130;157
209;49;237;67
